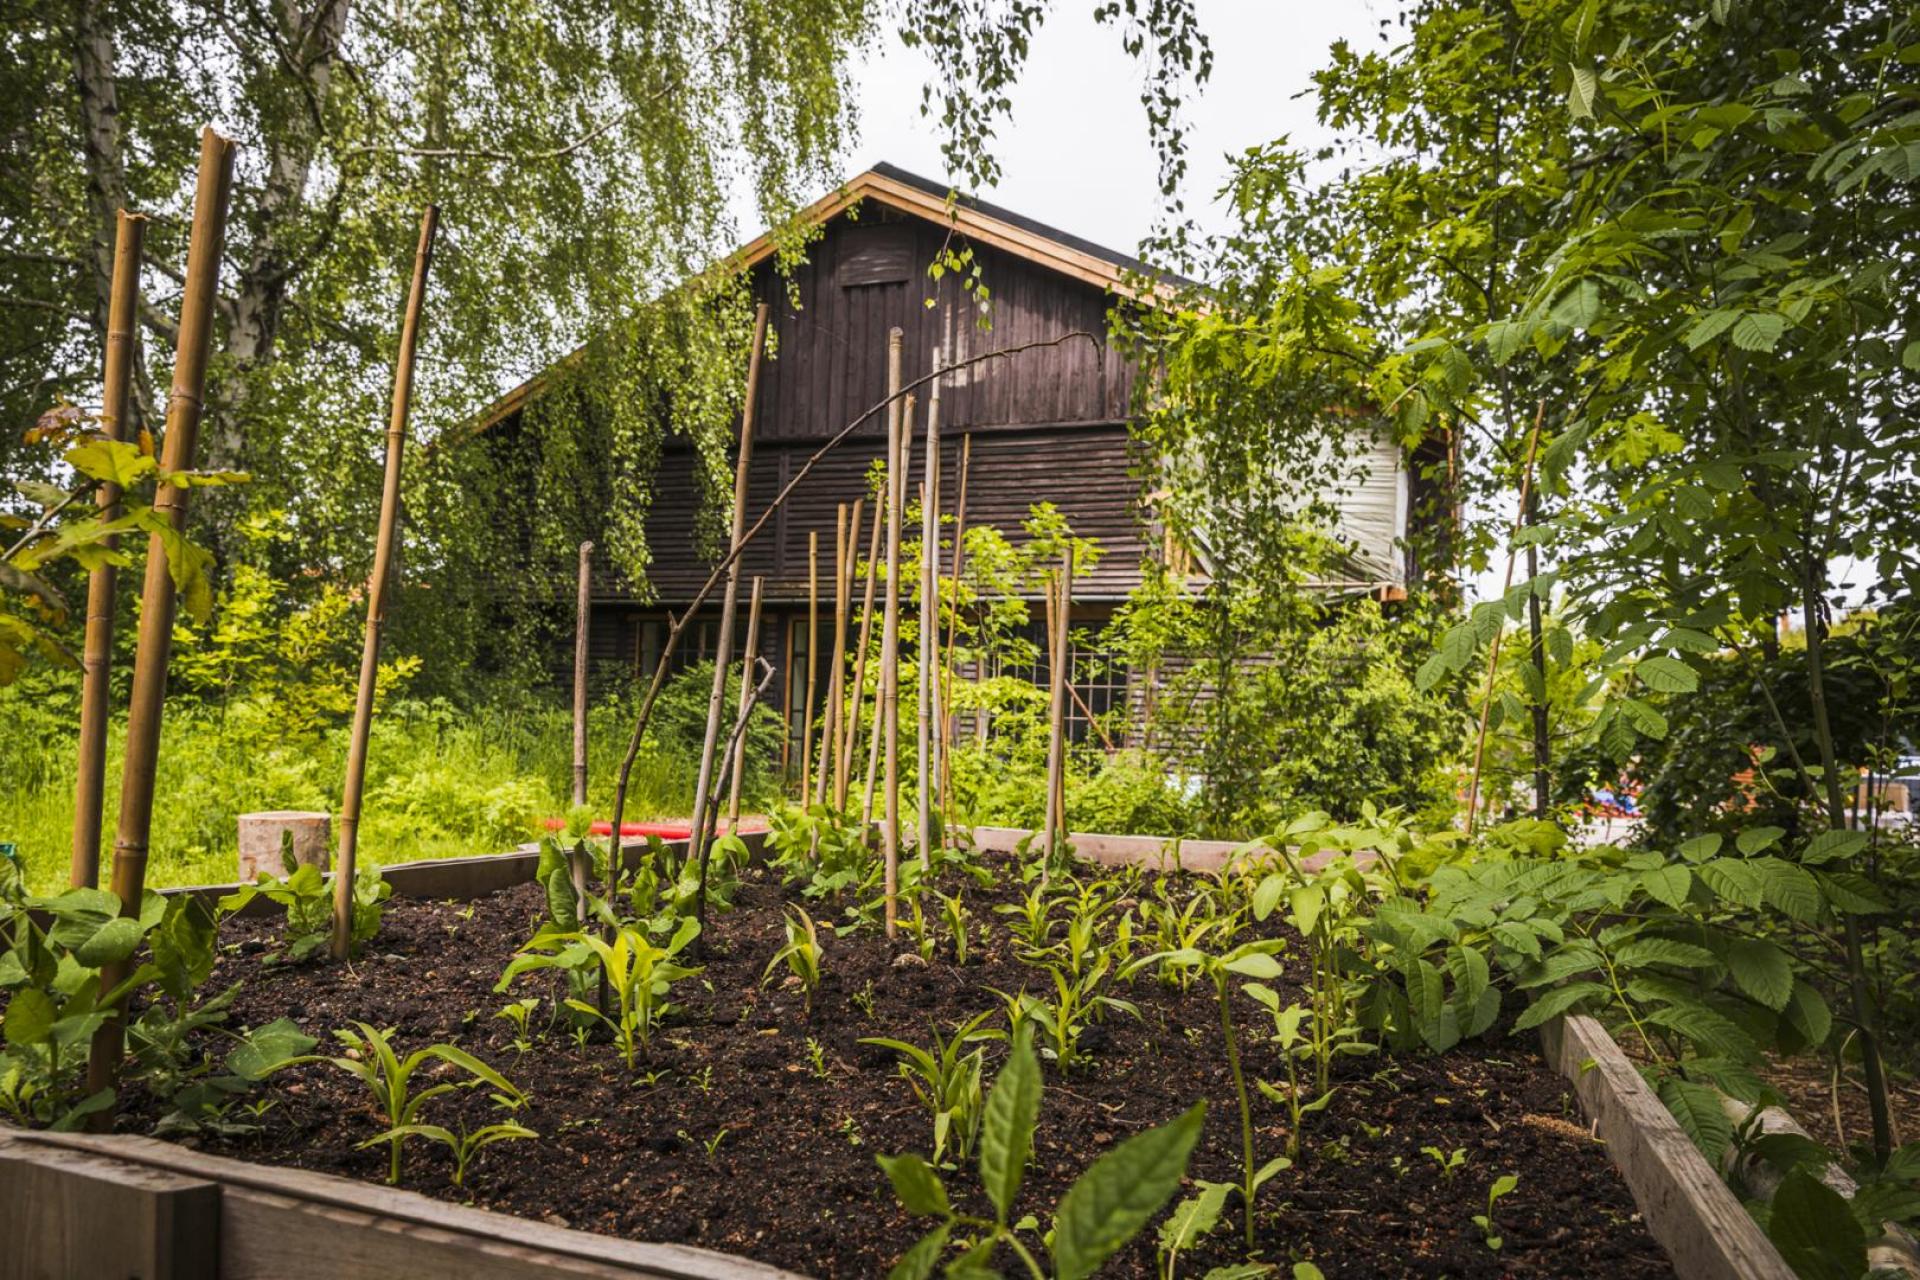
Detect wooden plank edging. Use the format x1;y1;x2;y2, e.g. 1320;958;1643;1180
1540;1015;1795;1280
0;1128;803;1280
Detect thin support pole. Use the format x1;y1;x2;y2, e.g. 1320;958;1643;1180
689;303;770;923
1465;405;1544;837
71;209;145;890
832;498;865;806
843;498;878;810
880;325;908;938
572;541;593;809
802;529;819;803
726;576;765;828
817;504;849;807
87;128;235;1115
332;205;440;961
917;364;942;866
939;433;972;820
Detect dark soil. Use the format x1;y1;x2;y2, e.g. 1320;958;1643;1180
127;863;1677;1279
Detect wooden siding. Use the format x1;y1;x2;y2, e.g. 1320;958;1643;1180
746;207;1134;444
625;423;1147;606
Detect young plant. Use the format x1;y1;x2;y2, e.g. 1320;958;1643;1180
859;1011;996;1166
1125;938;1289;1248
308;1022;523;1184
991;955;1139;1072
878;1026;1205;1280
495;998;541;1054
1474;1174;1518;1250
219;850;391;964
939;892;973;966
762;905;825;1009
1242;987;1370;1160
499;916;702;1067
1422;1145;1468;1179
370;1119;539;1188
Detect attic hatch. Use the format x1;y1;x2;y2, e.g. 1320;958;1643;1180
835;219;916;287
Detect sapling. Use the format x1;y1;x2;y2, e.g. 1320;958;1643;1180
877;1026;1205;1280
762;905;824;1008
1123;939;1290;1248
1474;1174;1518;1250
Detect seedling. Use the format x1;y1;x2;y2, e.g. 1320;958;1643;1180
877;1026;1204;1279
495;998;541;1054
304;1023;523;1185
860;1011;996;1166
852;980;878;1020
805;1037;831;1079
368;1119;538;1188
939;892;972;966
680;1126;730;1161
1423;1145;1468;1179
762;905;825;1008
499;916;702;1068
1474;1174;1519;1250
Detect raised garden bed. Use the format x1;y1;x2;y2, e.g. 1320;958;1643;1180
114;852;1686;1279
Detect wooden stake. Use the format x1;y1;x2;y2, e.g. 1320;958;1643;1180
856;497;885;823
916;365;942;867
331;205;440;961
801;529;818;802
1465;405;1545;836
87;127;234;1113
833;498;866;806
689;303;770;918
939;433;972;818
70;209;145;891
1042;548;1074;870
726;576;765;828
817;504;849;807
880;326;908;938
572;541;593;808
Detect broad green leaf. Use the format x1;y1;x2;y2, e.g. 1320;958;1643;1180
1730;311;1786;352
1800;830;1866;865
1223;951;1284;979
979;1028;1041;1224
227;1017;320;1080
1725;939;1793;1011
75;915;145;967
1676;834;1722;863
1158;1181;1233;1254
1783;980;1832;1048
1768;1168;1866;1280
1611;935;1714;969
1750;857;1822;922
1735;826;1785;855
1512;981;1611;1031
886;1222;953;1280
1636;864;1692;909
1051;1100;1205;1280
1635;655;1698;693
877;1153;951;1217
3;986;55;1046
1814;870;1887;915
1658;1076;1733;1164
1568;63;1598;119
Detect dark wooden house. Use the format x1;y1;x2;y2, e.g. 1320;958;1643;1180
474;164;1420;759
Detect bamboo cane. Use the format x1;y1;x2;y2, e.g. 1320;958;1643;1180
1042;548;1074;872
833;497;865;805
1040;574;1059;873
1057;545;1073;849
916;364;942;867
1464;406;1545;837
880;325;908;937
865;363;912;833
726;576;765;828
817;504;849;807
802;529;818;802
86;128;234;1115
331;205;440;961
939;433;971;819
70;210;145;891
853;497;884;819
688;303;770;922
572;541;593;808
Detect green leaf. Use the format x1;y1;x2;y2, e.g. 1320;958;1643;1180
1512;981;1611;1031
1676;834;1722;863
1814;870;1887;915
227;1017;320;1080
1158;1181;1233;1255
1658;1076;1733;1164
878;1153;951;1217
979;1027;1042;1224
3;986;56;1047
75;915;145;967
1725;939;1793;1011
1750;857;1822;922
886;1222;953;1280
1799;830;1865;865
1222;951;1284;979
1636;864;1692;909
1735;826;1785;855
1635;655;1698;693
1611;935;1715;969
1783;980;1833;1048
1440;623;1476;672
1730;311;1786;352
1567;63;1598;119
1051;1100;1206;1280
1768;1168;1866;1280
1414;650;1449;692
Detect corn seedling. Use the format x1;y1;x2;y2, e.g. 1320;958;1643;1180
878;1025;1205;1280
367;1119;538;1188
307;1022;523;1185
762;905;825;1008
939;892;973;966
859;1010;996;1165
995;881;1057;954
499;916;702;1068
1474;1174;1519;1250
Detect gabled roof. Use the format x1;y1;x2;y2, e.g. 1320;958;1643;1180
470;162;1185;433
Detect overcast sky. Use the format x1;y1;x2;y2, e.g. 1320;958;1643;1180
842;1;1399;257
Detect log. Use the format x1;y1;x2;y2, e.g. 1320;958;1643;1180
236;812;331;883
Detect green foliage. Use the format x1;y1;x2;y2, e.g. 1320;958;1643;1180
370;1120;539;1189
763;905;826;1007
306;1022;524;1186
877;1025;1205;1280
859;1011;997;1167
219;854;391;963
498;915;702;1068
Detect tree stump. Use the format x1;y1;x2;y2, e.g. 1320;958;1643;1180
236;811;331;882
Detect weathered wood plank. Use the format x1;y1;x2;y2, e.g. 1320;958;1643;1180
0;1128;220;1280
1541;1015;1795;1280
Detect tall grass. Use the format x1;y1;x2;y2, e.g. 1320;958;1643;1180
0;674;771;896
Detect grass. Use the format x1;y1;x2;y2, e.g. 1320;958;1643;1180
0;679;764;896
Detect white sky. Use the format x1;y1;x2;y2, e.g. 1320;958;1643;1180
827;1;1397;257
